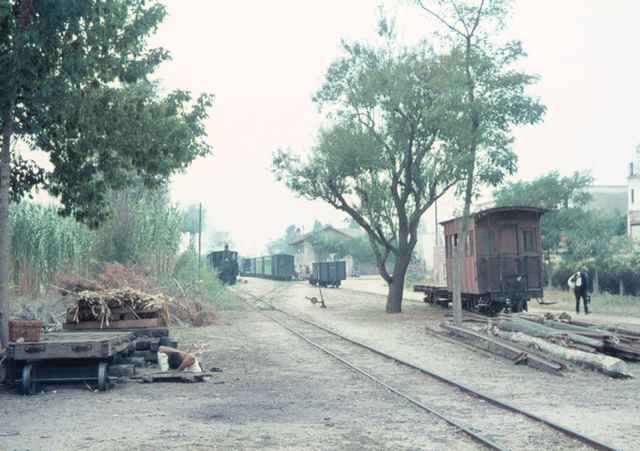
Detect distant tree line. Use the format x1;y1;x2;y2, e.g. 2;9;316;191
494;171;632;294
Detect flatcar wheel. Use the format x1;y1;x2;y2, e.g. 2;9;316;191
21;364;36;396
97;362;109;391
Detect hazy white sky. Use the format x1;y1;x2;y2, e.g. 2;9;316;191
151;1;640;256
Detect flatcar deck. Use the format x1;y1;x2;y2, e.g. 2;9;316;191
7;331;132;361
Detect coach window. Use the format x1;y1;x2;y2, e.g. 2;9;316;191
466;232;474;256
523;230;535;253
479;230;495;256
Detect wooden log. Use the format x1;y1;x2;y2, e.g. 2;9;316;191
496;319;605;350
492;329;631;378
603;341;640;362
541;320;613;338
133;371;213;383
441;323;564;374
63;318;164;331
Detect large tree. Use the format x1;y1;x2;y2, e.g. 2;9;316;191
274;29;467;313
0;1;213;346
416;0;546;322
493;170;594;253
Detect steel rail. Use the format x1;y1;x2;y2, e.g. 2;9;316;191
263;307;505;451
239;291;505;450
242;288;619;451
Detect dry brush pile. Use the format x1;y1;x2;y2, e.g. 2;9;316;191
58;263;217;328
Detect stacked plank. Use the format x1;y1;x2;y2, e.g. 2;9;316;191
66;288;169;329
491;316;640;378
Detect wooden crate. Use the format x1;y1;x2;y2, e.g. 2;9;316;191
9;320;43;342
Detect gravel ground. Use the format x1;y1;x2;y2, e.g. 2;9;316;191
1;299;479;451
239;277;640;451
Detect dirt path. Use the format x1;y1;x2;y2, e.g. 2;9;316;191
1;301;478;450
240;277;640;451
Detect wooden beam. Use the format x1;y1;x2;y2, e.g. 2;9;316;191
441;323;564;374
63;318;163;331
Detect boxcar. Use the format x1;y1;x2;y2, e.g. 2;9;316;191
415;206;545;315
207;247;239;285
241;254;295;281
309;261;347;288
272;254;295;281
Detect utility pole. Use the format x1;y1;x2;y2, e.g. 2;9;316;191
198;202;202;273
434;200;439;246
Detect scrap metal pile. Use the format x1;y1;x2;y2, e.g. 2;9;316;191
66;288;170;328
442;312;640;378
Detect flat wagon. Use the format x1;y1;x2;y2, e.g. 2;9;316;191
415;207;545;315
309;261;347;288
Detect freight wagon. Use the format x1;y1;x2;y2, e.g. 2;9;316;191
414;207;545;315
309;261;347;288
241;254;295;281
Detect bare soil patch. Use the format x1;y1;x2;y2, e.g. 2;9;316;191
1;300;477;450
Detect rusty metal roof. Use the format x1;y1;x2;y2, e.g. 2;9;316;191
439;206;547;225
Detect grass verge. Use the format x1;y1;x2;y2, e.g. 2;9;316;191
538;289;640;317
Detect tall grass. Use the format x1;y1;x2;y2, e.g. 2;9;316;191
10;202;94;296
93;186;183;277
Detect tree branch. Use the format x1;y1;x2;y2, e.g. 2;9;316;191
416;1;466;38
470;0;486;36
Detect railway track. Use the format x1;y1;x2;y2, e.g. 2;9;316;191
237;285;618;451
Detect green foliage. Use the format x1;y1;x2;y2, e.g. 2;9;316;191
309;233;376;264
494;171;593;210
275;8;543;313
494;171;595;253
10;202;94;296
39;81;213;226
172;245;240;310
1;1;213;225
181;204;204;237
93;184;182;276
274;37;463;285
267;224;300;255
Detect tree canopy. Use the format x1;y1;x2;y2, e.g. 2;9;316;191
274;10;544;313
493;171;594;253
274;31;464;312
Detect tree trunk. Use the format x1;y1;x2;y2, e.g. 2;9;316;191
619;278;625;296
0;106;13;348
593;268;599;295
386;253;411;314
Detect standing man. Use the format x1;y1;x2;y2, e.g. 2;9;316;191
568;270;590;314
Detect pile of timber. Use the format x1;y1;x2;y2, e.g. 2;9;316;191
440;322;566;375
65;288;169;329
490;316;640;378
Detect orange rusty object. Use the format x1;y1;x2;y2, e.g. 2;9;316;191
9;320;43;343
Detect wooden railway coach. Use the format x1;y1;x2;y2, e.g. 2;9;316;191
415;206;545;315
